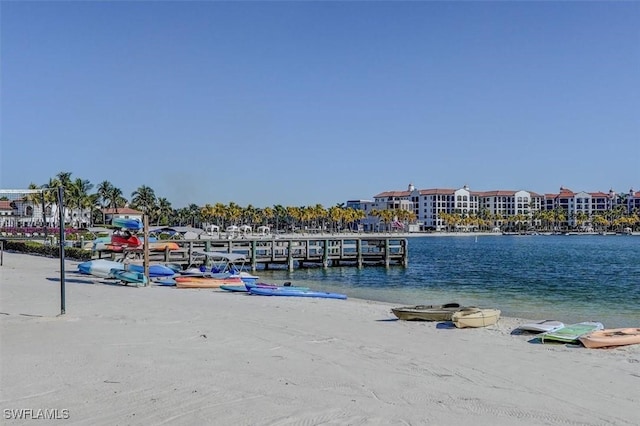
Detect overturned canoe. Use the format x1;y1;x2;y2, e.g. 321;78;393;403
579;328;640;349
452;308;501;328
391;303;462;321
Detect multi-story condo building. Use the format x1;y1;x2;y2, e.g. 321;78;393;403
362;183;638;231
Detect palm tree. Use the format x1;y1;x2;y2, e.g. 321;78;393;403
68;178;94;228
25;183;44;227
130;185;157;219
272;205;287;233
328;205;344;233
226;202;243;227
40;178;60;227
154;197;173;226
96;181;114;224
54;172;73;226
260;206;274;227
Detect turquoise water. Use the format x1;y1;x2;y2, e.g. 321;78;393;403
256;235;640;328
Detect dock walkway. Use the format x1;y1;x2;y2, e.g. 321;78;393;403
104;236;408;271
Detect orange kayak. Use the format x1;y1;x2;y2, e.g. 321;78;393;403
579;328;640;349
175;276;243;288
149;242;180;251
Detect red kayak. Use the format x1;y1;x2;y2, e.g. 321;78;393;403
111;234;142;247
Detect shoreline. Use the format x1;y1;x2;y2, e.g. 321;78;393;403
1;251;639;424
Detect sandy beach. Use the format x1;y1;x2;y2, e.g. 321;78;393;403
1;251;639;425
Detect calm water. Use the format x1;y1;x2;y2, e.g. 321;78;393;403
256;235;640;328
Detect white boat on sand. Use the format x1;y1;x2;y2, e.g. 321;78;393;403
452;308;501;328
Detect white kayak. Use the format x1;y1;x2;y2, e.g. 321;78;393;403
516;320;565;334
78;259;124;278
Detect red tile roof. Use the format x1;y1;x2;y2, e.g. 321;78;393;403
0;200;14;211
417;188;457;195
373;191;411;198
102;207;143;214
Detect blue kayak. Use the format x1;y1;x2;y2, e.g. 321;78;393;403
112;217;143;231
249;287;347;300
220;285;250;292
244;281;309;291
129;264;175;278
154;278;177;286
111;270;148;285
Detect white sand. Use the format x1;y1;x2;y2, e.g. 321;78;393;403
1;251;639;425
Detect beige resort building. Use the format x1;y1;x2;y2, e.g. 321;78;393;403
349;184;640;232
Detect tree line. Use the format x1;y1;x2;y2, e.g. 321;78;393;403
25;172;371;233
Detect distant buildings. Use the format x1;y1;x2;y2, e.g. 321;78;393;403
349;183;640;232
0;197;143;230
1;183;638;232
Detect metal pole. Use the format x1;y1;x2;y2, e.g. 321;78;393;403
42;192;48;240
143;215;149;286
58;186;66;315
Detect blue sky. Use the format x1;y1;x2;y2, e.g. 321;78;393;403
1;1;638;208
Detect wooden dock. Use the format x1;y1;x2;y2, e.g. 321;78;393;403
104;236;409;271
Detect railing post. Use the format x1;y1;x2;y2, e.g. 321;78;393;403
384;238;390;268
403;239;409;267
323;239;329;268
287;240;294;271
251;240;257;272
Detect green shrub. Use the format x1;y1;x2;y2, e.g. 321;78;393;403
2;240;92;261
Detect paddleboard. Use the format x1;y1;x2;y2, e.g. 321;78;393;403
249;287;347;300
516;320;565;334
540;321;604;344
244;282;309;292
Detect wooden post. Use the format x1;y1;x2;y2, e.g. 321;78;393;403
251;240;257;272
403;239;409;267
287;240;294;271
384;238;390;268
322;239;329;268
357;238;363;268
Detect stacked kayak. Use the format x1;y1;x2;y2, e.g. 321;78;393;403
111;234;142;247
113;218;143;231
148;242;179;252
